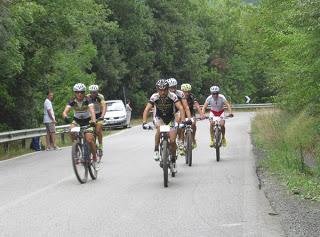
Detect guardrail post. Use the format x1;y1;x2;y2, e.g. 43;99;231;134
4;142;9;153
21;139;26;149
61;133;65;145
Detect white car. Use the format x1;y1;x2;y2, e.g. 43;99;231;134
103;100;128;128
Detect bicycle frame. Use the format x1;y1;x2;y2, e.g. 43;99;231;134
70;125;99;183
211;117;223;148
159;124;176;187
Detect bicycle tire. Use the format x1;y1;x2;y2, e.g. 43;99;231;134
215;129;221;162
88;145;99;180
72;142;88;184
186;130;192;166
161;140;169;187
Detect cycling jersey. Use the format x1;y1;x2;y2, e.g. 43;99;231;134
175;90;185;100
206;94;226;116
149;92;179;124
87;93;105;119
185;93;198;116
67;96;93;124
173;90;185;114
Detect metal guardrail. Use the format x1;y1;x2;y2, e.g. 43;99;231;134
0;103;274;144
230;103;274;109
0;125;69;144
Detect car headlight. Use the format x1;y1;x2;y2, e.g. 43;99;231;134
119;115;126;119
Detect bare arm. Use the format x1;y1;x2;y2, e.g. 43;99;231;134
142;103;153;123
194;101;205;118
100;101;106;118
224;100;232;115
47;109;56;122
62;106;71;119
175;101;185;121
181;98;191;119
89;105;96;123
202;101;209;115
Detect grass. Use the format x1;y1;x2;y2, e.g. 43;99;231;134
252;110;320;201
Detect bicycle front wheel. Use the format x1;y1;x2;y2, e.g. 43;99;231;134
72;142;88;184
214;130;221;162
161;140;169;187
186;130;192;166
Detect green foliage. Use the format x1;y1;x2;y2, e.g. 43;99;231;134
252;111;320;200
0;0;319;131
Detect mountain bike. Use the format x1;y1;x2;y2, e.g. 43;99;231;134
159;124;177;187
180;117;206;166
210;115;233;162
70;125;102;184
143;123;177;188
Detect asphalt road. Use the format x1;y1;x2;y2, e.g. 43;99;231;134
0;112;284;237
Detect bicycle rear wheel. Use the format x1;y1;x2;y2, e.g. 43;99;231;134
186;131;192;166
72;142;88;184
161;140;169;187
88;140;100;180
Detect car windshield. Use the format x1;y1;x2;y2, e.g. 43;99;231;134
107;102;124;111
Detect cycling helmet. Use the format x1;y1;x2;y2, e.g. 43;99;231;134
181;83;192;91
156;79;169;90
89;84;99;92
73;83;86;92
167;78;177;87
210;85;220;94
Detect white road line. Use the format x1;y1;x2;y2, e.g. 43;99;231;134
221;223;243;227
0;175;74;214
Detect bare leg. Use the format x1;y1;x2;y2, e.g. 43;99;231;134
210;122;214;141
155;125;160;151
45;132;51;149
192;123;197;144
220;120;226;139
96;123;103;146
50;133;57;148
85;133;97;160
169;130;177;161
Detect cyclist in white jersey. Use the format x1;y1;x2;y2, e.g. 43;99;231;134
202;85;233;147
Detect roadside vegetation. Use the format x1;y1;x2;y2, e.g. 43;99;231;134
252;110;320;201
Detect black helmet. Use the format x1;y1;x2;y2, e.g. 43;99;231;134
156;79;169;90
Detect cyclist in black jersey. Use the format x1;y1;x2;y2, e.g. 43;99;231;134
167;78;192;151
180;83;205;150
142;79;185;172
62;83;97;162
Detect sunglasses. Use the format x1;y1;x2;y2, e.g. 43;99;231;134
212;93;219;95
75;91;85;94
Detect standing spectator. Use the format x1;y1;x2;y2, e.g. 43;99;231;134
126;99;132;128
44;91;59;150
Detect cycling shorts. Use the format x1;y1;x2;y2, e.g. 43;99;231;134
209;111;225;120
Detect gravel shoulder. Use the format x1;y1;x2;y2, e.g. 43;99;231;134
254;147;320;237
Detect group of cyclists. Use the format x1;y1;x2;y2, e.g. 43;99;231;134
63;78;233;173
62;83;106;167
142;78;233;173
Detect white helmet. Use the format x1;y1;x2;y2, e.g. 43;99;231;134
73;83;86;92
167;78;177;87
89;84;99;92
210;85;220;93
